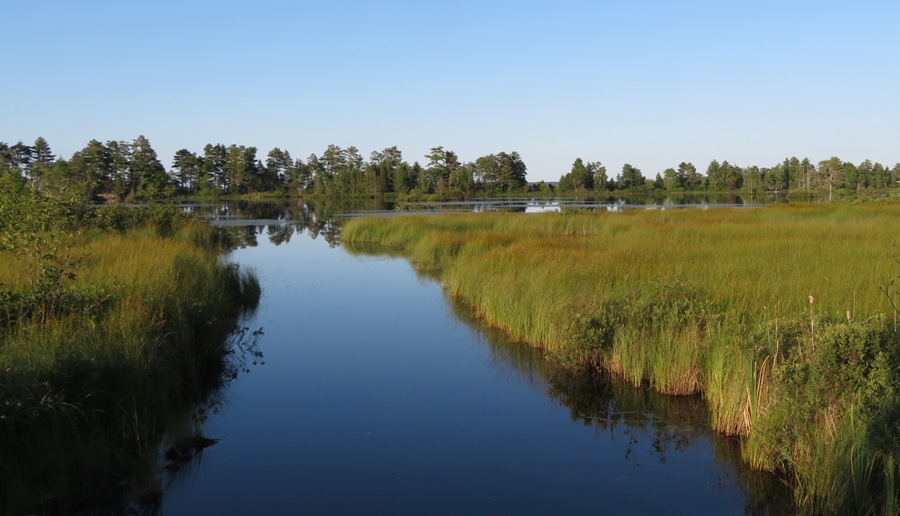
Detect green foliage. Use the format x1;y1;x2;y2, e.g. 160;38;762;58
616;163;645;190
6;135;900;200
555;305;617;370
558;157;607;193
766;318;897;457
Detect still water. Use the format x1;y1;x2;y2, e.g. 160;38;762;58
161;204;789;514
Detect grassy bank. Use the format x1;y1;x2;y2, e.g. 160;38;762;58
343;205;900;513
0;176;260;512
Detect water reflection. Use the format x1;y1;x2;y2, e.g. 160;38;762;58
180;194;773;246
401;194;766;214
443;294;793;514
347;230;794;512
179;195;771;250
153;205;797;514
183;199;346;247
167;199;794;513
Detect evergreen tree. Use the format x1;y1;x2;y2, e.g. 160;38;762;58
32;137;54;164
266;147;294;190
9;141;32;177
28;137;55;183
590;161;608;192
0;142;13;172
617;163;644;190
202;144;228;194
678;162;700;190
565;158;593;191
492;152;524;193
107;140;132;200
172;149;203;193
130;135;168;198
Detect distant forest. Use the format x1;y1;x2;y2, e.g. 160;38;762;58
2;136;898;202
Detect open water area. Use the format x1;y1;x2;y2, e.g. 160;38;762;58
159;199;791;514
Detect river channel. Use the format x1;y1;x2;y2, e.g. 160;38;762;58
161;200;790;514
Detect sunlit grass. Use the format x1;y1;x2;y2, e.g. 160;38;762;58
346;206;900;356
0;222;257;394
343;204;900;513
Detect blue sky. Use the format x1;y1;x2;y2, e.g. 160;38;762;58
3;1;898;182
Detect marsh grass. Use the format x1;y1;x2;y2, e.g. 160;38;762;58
343;205;900;513
0;210;260;513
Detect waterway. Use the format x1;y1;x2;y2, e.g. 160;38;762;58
161;201;790;514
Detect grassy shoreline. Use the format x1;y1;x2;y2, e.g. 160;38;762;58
343;205;900;513
0;182;260;512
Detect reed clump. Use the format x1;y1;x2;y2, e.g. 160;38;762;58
343;205;900;513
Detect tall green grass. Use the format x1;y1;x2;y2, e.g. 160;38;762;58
343;205;900;513
0;217;260;513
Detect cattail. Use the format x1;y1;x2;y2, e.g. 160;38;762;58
809;294;815;352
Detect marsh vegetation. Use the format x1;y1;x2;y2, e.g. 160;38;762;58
343;205;900;513
0;172;259;513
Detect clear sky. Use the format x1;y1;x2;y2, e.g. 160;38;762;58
3;1;899;182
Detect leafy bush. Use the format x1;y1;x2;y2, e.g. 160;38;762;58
556;305;618;369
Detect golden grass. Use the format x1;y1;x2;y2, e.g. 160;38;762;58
345;206;900;356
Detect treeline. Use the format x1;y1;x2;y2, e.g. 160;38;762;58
0;137;527;202
4;136;899;202
558;156;900;198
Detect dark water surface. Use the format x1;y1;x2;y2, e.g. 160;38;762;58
161;207;790;514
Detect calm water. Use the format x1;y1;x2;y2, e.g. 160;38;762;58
160;208;790;514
